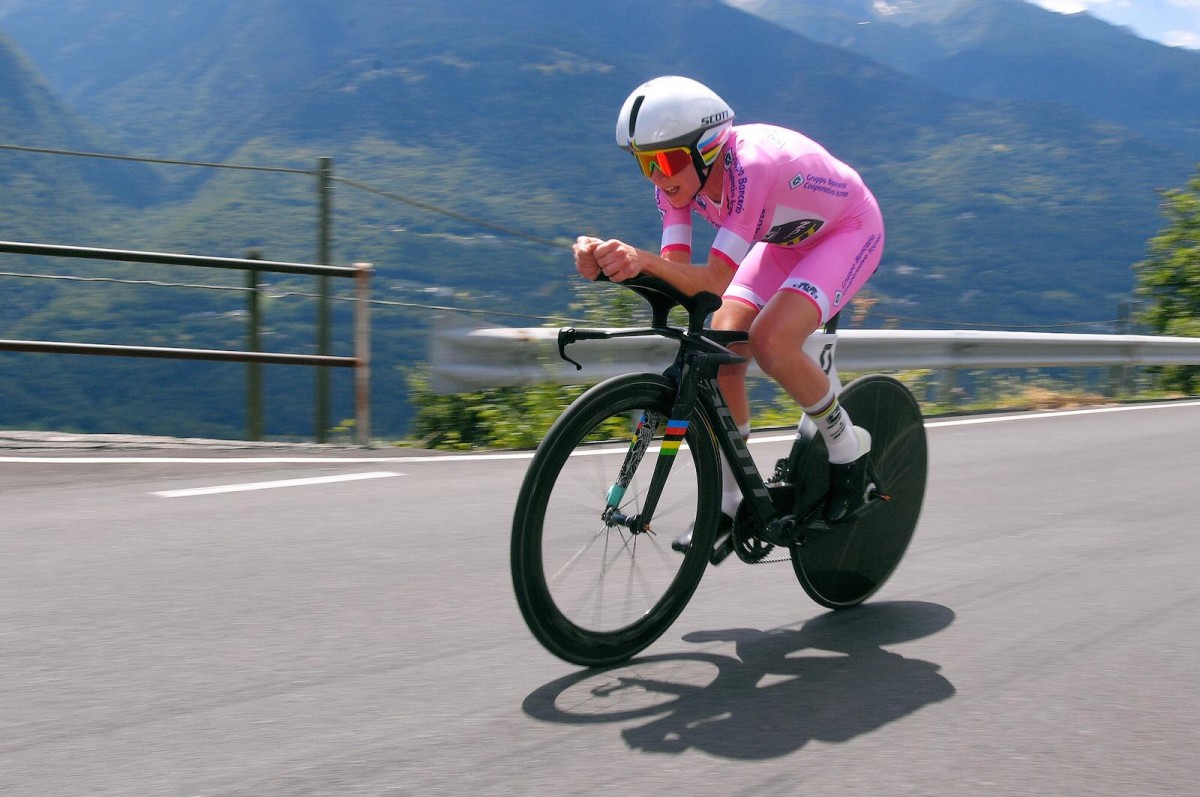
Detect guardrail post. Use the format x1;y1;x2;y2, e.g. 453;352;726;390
1110;300;1134;397
354;263;372;446
315;156;334;442
246;250;264;440
931;366;958;408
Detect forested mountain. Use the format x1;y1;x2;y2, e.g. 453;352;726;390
0;33;160;236
0;0;1194;438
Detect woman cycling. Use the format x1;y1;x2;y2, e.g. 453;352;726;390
573;75;884;543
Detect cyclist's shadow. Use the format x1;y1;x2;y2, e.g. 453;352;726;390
523;601;956;759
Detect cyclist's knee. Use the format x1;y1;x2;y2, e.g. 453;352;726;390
750;339;787;378
750;303;819;373
748;325;799;373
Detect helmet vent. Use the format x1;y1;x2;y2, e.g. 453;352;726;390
628;95;645;142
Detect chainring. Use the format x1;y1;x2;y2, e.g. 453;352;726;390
732;482;794;564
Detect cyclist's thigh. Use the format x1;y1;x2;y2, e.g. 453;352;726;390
713;293;758;334
723;242;789;313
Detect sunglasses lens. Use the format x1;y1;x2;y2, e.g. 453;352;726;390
635;148;692;178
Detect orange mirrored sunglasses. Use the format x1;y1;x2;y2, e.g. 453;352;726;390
632;147;693;179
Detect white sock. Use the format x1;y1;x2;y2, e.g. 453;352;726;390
720;422;751;517
804;387;861;464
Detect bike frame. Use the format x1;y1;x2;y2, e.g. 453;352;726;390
566;277;844;544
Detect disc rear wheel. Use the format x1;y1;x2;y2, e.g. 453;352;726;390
790;374;927;608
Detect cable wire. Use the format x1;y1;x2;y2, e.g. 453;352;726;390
0;143;313;174
332;176;570;250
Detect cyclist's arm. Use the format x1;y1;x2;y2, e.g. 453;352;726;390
645;247;735;296
592;239;735;297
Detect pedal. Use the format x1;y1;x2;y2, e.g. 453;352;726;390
709;530;735;565
763;513;805;546
672;520;736;565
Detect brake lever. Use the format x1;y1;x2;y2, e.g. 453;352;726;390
557;328;583;370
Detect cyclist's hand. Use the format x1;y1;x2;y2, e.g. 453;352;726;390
573;236;603;280
594;239;643;282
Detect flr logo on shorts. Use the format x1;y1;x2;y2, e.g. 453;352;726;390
783;279;821;301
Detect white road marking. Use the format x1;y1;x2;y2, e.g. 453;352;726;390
3;400;1197;465
0;453;535;464
152;471;401;498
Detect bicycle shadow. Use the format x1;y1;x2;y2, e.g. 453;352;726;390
522;601;956;759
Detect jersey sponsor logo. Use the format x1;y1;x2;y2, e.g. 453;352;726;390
762;218;825;247
802;174;851;198
725;151;748;215
789;172;806;189
754;209;767;239
841;233;881;291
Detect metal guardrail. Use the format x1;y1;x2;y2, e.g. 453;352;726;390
429;319;1200;395
0;240;371;443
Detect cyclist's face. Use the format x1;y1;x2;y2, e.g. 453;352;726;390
649;163;700;208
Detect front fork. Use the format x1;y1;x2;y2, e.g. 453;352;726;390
600;410;662;533
601;357;706;535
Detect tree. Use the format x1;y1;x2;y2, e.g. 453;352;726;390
1134;166;1200;393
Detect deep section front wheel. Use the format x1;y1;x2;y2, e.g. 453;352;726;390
790;374;928;608
511;374;722;667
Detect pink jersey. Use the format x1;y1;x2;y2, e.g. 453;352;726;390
657;124;874;270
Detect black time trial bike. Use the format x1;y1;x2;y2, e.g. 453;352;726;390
511;275;927;667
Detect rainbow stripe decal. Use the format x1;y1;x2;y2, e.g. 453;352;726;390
660;420;689;455
697;128;727;166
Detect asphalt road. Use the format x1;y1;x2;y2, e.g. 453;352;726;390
2;400;1199;796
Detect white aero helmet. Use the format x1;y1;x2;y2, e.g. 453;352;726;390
615;75;734;185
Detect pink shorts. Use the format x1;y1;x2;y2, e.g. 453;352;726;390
723;195;884;324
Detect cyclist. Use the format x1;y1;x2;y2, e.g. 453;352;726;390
573;75;884;544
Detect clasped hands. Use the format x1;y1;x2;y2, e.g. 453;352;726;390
573;236;644;282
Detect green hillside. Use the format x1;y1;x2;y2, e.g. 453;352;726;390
0;33;159;233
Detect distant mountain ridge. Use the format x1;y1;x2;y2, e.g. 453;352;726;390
0;0;1195;437
725;0;1200;157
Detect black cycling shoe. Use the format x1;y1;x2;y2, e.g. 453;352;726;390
672;512;736;564
824;454;875;525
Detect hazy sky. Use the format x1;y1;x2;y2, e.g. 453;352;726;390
1029;0;1200;48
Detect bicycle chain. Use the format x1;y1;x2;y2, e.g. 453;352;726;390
746;550;792;564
